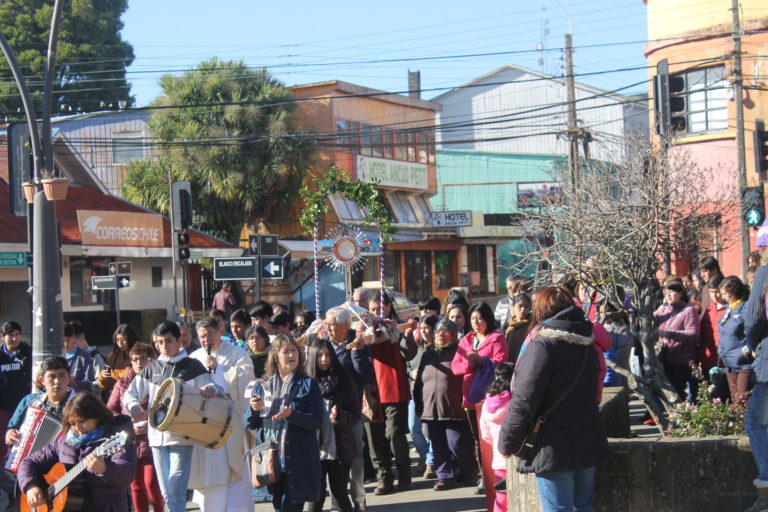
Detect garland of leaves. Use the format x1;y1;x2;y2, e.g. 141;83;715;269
299;166;396;241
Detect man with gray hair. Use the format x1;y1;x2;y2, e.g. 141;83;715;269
323;306;373;511
494;275;526;329
353;287;370;308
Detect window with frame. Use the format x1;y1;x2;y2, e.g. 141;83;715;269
112;132;145;164
330;192;364;220
69;257;109;306
676;66;728;134
388;191;419;224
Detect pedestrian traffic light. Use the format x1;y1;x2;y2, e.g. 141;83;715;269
654;59;687;136
755;119;768;173
177;230;190;261
742;186;765;229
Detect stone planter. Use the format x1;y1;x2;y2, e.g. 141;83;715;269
507;436;756;512
22;181;36;203
41;177;69;201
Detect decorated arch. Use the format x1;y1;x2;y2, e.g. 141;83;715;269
300;166;396;317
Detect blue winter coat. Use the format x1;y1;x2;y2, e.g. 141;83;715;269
718;301;753;371
244;374;323;503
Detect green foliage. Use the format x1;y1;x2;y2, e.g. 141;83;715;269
299;166;396;240
669;384;746;437
0;0;134;117
122;59;313;244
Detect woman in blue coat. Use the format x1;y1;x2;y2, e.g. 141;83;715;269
244;334;324;512
717;276;753;402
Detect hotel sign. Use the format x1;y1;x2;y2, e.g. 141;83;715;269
356;155;427;190
77;210;164;247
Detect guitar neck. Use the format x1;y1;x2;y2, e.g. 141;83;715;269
49;459;88;499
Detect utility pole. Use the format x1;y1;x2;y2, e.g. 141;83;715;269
565;32;579;187
732;0;750;278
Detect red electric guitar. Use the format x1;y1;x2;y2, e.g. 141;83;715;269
19;431;128;512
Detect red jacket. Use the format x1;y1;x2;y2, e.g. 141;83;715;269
699;302;726;371
451;331;508;408
370;340;411;404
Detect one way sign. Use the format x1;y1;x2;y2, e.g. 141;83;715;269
118;276;131;288
261;257;284;279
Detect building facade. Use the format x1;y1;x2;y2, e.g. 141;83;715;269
644;0;768;276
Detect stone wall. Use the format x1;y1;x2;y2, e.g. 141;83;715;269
507;436;757;512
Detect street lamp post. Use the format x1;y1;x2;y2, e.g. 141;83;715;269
0;0;65;378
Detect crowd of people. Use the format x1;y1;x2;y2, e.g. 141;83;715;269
2;252;768;512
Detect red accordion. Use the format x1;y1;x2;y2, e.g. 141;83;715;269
4;404;62;473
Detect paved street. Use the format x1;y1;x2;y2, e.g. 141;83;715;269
186;458;487;512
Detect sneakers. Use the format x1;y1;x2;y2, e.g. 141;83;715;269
423;465;437;479
643;417;656;425
434;479;455;491
374;479;394;495
474;475;485;495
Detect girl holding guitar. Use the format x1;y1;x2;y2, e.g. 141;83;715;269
17;392;135;512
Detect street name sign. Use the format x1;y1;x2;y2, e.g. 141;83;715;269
0;251;27;268
427;211;472;227
92;275;117;290
261;256;284;280
213;257;258;281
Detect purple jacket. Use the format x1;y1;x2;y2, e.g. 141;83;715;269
654;302;700;365
17;415;136;512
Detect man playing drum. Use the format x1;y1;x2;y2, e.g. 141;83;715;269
189;317;254;512
123;321;218;512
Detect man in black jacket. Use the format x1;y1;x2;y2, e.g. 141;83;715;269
0;321;32;466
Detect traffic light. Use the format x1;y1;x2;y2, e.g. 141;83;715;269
654;59;687;136
755;119;768;173
742;186;765;229
177;230;190;261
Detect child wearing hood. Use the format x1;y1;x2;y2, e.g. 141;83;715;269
479;362;514;512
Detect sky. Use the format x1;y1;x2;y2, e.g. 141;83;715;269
120;0;651;107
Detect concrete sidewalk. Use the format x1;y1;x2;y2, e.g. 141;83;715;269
187;472;488;511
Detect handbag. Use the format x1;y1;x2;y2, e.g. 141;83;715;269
510;346;589;460
250;439;278;488
248;377;300;487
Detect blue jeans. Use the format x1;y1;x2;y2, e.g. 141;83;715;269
747;382;768;481
408;399;433;465
151;445;194;512
535;467;597;512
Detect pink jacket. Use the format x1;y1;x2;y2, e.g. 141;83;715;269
479;390;512;471
451;331;508;408
654;302;700;365
592;322;610;403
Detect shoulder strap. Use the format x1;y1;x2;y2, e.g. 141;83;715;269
538;346;590;424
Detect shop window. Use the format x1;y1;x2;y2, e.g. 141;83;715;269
112;132;145;164
383;250;401;291
330;192;364;220
466;245;489;295
404;251;432;302
407;133;417;162
435;251;455;290
152;266;163;288
69;257;110;306
418;133;428;164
